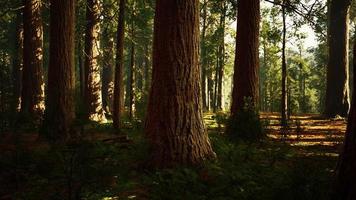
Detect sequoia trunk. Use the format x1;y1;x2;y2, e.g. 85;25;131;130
42;0;75;141
325;0;351;117
145;0;215;167
230;0;260;114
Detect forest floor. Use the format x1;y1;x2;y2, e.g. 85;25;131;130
0;113;347;200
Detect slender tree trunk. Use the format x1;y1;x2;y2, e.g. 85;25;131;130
21;0;45;120
145;0;215;167
42;0;75;141
129;42;135;120
217;1;226;111
325;0;351;117
230;0;260;115
102;29;114;115
84;0;106;122
144;45;150;97
208;65;214;111
331;39;356;200
201;0;208;111
281;1;288;126
113;0;125;129
12;12;24;112
78;36;85;100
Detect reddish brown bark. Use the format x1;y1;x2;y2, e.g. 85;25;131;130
113;0;125;129
230;0;260;114
325;0;351;118
42;0;76;141
145;0;215;167
331;39;356;200
84;0;106;122
21;0;45;119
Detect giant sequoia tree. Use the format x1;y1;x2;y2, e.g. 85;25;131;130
21;0;44;119
325;0;351;118
331;40;356;200
84;0;106;122
145;0;215;167
228;0;260;138
42;0;75;141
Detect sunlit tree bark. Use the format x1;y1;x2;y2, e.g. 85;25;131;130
84;0;106;122
12;12;23;112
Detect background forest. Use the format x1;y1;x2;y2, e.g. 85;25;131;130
1;0;356;199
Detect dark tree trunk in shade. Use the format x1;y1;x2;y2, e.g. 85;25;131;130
325;0;351;118
230;0;260;114
331;40;356;200
42;0;75;141
113;0;125;129
21;0;45;119
84;0;106;122
217;1;226;111
12;12;24;112
281;1;288;126
101;29;115;114
78;36;85;100
145;0;215;167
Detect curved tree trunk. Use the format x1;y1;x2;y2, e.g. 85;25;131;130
84;0;106;122
21;0;45;120
113;0;125;129
42;0;75;141
230;0;260;116
325;0;351;118
145;0;215;168
331;39;356;200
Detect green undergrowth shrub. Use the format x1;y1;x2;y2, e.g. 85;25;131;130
226;98;265;142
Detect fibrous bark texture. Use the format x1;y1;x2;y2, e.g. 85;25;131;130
42;0;75;141
145;0;215;168
325;0;351;117
21;0;45;119
230;0;260;114
84;0;106;122
113;0;125;129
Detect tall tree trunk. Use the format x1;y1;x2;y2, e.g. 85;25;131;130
84;0;106;122
208;65;214;111
325;0;351;117
201;0;208;111
102;29;114;115
21;0;45;120
230;0;260;115
78;36;85;100
128;42;135;120
145;0;215;167
42;0;75;141
281;1;288;126
12;12;24;112
331;39;356;200
217;1;226;111
113;0;125;129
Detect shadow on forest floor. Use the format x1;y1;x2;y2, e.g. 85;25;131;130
0;113;346;200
